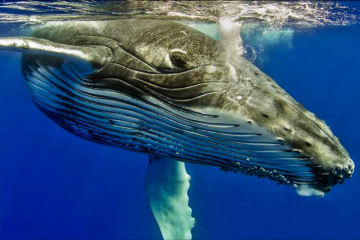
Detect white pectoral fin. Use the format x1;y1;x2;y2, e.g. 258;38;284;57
145;155;195;240
0;37;112;73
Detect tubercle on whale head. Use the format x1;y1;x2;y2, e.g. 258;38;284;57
219;138;354;198
220;147;354;198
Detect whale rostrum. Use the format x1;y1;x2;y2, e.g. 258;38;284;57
0;20;354;239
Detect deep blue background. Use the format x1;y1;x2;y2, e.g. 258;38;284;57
0;21;359;240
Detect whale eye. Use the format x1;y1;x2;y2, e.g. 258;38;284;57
169;51;187;69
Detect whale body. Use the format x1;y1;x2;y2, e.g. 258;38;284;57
0;20;354;239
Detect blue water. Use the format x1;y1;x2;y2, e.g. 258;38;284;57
0;7;360;240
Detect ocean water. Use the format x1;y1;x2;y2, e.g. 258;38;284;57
0;1;359;239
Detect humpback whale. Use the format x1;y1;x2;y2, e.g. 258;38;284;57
0;20;354;239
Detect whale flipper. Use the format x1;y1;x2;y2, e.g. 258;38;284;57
0;37;112;73
145;155;195;240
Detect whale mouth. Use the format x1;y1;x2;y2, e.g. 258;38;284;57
222;153;354;197
296;158;354;197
